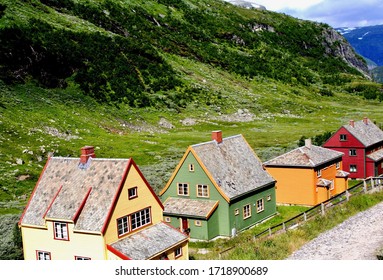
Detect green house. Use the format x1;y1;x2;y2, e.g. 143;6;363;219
159;131;277;241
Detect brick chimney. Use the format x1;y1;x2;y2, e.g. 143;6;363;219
212;130;223;144
80;146;96;164
363;117;368;125
349;120;355;127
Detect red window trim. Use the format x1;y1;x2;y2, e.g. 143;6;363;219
128;186;138;200
53;221;70;241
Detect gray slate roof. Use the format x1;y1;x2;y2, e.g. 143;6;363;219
191;135;275;199
367;149;383;162
163;197;219;219
344;118;383;147
20;157;129;232
109;222;188;260
264;144;343;168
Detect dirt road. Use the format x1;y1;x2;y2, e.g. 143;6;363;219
287;201;383;260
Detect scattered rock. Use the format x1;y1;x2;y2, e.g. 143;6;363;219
158;118;175;129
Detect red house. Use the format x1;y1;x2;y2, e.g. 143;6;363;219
323;117;383;179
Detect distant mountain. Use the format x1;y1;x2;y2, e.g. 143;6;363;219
336;25;383;67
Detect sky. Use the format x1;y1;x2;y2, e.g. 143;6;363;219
248;0;383;28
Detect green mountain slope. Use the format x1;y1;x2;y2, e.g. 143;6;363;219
1;0;383;224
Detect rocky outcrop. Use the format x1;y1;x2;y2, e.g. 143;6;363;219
321;27;371;79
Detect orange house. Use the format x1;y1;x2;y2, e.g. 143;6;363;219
263;139;349;206
19;146;188;260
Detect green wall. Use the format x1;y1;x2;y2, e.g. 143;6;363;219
161;151;276;240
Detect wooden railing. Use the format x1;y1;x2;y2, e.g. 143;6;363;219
218;176;383;259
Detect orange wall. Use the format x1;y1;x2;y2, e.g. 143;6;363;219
265;167;315;205
265;162;346;206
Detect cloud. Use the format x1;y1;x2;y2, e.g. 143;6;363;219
247;0;383;27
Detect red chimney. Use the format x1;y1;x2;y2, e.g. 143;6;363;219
80;146;96;164
363;117;368;125
349;120;354;127
212;130;223;144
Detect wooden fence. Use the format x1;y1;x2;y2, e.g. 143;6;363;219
218;176;383;259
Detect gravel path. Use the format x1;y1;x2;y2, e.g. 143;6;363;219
287;201;383;260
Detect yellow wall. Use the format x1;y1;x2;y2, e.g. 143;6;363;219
104;164;163;244
21;222;105;260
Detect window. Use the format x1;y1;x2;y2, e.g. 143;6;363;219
117;216;129;236
54;222;69;240
340;134;347;141
194;220;202;227
175;247;182;258
234;208;239;216
350;165;357;173
131;208;151;230
75;256;91;260
117;208;152;237
165;217;171;223
336;162;340;169
128;187;137;199
189;164;194;172
256;199;264;213
267;195;271;201
177;183;189;196
37;251;51;260
349;149;357;156
197;184;209;197
243;204;251;219
317;169;322;177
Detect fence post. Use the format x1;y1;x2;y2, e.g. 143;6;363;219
268;227;272;236
346;190;349;201
363;180;368;193
304;212;307;221
372;178;375;190
321;203;325;216
283;222;286;232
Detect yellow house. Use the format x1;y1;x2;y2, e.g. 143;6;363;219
263;139;349;206
19;146;188;260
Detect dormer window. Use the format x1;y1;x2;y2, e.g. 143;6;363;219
54;222;69;241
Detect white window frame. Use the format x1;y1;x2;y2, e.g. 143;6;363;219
340;134;347;141
349;149;357;156
350;164;357;173
317;169;322;177
256;199;264;213
117;216;129;236
128;186;138;199
197;184;209;197
175;247;182;258
54;222;69;240
243;204;251;219
131;208;151;231
75;256;91;260
37;251;51;260
194;220;202;227
177;183;189;196
189;164;194;172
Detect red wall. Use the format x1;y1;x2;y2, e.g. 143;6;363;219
324;127;366;178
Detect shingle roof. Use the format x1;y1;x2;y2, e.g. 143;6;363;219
20;157;130;232
344;118;383;147
264;144;343;168
367;149;383;162
191;135;275;199
163;197;219;219
109;222;188;260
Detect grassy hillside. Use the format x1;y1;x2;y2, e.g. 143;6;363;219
1;0;383;259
